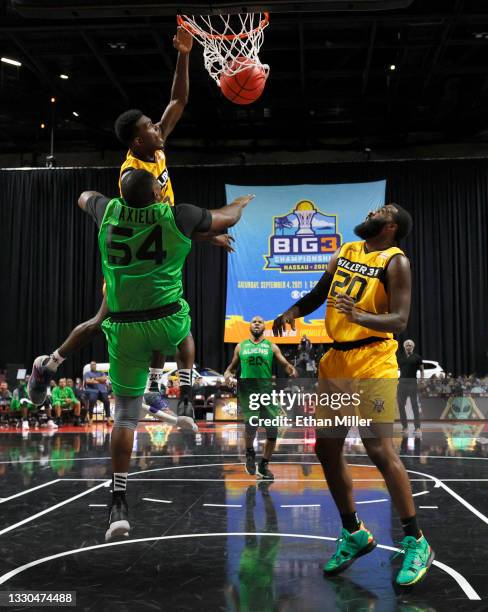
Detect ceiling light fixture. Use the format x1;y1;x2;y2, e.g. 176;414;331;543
1;57;22;67
390;64;396;71
72;111;79;117
60;74;69;80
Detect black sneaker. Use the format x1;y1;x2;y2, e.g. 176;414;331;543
105;494;130;542
257;459;274;480
245;449;256;475
28;355;52;406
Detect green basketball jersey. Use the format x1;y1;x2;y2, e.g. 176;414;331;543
239;339;274;379
98;198;191;312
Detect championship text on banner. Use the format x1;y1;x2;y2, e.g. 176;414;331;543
224;181;386;343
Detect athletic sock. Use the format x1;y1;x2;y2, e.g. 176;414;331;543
45;350;65;372
340;511;361;533
401;515;421;539
112;472;128;497
145;368;164;393
178;369;193;402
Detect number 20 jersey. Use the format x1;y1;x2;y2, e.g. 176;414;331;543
325;241;405;343
98;197;191;312
239;339;274;379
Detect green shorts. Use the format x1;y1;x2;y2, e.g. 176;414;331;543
101;299;191;396
238;379;280;423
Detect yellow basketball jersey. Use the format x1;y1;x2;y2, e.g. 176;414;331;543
325;241;405;342
118;149;174;206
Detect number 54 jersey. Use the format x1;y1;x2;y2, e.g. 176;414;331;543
98;197;191;312
325;241;405;343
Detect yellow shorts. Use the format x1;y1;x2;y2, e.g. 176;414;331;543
317;339;398;424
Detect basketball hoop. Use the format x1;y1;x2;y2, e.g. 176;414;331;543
177;12;270;86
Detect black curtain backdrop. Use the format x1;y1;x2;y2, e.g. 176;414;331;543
1;159;487;379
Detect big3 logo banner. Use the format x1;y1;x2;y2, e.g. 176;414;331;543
225;181;386;343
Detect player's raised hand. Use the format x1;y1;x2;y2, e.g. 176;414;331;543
211;234;235;252
272;310;296;337
173;26;193;54
232;194;255;208
286;364;298;378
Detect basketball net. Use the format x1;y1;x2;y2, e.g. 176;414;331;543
177;13;270;85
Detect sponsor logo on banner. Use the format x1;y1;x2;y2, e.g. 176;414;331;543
264;200;342;273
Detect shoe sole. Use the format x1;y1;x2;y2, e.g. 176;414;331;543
28;356;50;406
394;549;435;589
256;469;274;480
323;539;377;576
105;520;130;542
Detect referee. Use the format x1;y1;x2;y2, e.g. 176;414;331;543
397;339;424;436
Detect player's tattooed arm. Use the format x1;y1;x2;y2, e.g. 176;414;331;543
335;254;411;333
224;344;241;383
273;249;340;336
271;344;298;377
158;27;193;143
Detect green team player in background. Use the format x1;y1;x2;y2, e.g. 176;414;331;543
51;378;81;425
78;168;254;541
224;316;297;480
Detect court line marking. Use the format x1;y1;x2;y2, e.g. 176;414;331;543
142;498;172;504
203;503;241;508
2;451;488;465
0;482;109;537
0;532;479;600
419;506;438;509
356;499;389;504
281;504;320;508
89;504;107;508
412;490;430;497
0;479;60;504
407;468;488;526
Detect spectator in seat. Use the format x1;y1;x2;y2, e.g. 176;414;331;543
52;378;81;425
68;377;88;422
11;377;36;430
0;381;12;424
83;361;111;422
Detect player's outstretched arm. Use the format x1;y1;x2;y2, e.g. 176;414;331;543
335;254;411;333
271;344;298;377
206;194;255;233
224;344;241;382
78;191;103;212
273;249;340;336
158;27;193;143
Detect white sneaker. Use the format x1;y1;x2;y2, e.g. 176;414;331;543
47;419;59;429
22;420;29;431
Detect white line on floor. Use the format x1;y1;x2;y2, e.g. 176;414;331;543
142;498;172;504
0;532;480;600
407;468;488;526
2;451;488;465
203;503;242;508
88;504;107;508
281;504;321;508
0;481;109;537
356;499;389;504
412;490;430;497
419;506;438;509
0;479;60;504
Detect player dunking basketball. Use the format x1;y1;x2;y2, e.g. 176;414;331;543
273;204;434;588
28;27;231;416
224;316;297;480
77;169;253;540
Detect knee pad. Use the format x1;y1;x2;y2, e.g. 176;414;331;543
114;395;142;431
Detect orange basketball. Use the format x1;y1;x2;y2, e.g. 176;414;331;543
219;56;267;105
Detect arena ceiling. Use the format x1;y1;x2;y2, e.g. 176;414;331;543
1;0;488;157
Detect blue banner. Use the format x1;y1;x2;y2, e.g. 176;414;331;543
225;180;386;343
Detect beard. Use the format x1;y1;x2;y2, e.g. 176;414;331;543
251;328;262;339
354;216;388;240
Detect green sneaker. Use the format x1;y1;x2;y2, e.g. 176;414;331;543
394;534;435;588
324;523;377;576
